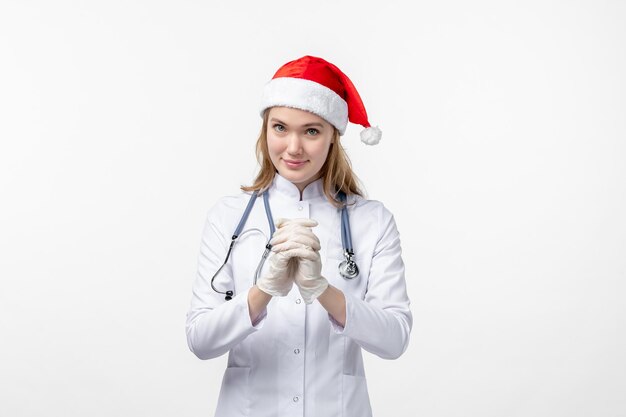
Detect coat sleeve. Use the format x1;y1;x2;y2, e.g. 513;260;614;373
185;199;268;360
328;203;413;360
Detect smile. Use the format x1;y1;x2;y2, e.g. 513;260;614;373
283;160;307;169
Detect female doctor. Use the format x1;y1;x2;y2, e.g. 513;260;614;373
185;55;412;417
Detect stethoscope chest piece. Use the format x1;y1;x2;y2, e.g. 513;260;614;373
339;258;359;279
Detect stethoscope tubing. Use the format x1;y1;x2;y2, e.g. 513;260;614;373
338;192;353;253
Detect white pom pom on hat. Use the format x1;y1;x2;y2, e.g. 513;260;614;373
360;125;382;145
259;55;382;145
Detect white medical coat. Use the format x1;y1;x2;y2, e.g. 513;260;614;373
186;173;412;417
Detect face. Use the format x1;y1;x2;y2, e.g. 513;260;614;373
266;106;334;192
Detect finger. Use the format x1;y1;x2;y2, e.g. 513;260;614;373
274;218;292;228
272;240;319;253
270;232;321;250
270;223;320;242
273;223;320;240
270;249;299;266
271;243;306;257
289;218;319;228
275;218;318;229
278;247;319;261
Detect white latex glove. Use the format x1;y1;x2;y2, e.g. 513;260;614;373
270;218;329;304
255;250;295;297
270;218;321;252
293;244;329;304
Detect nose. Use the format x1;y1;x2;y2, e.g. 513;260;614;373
286;132;303;155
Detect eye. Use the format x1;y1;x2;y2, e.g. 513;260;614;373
306;128;319;136
272;123;286;132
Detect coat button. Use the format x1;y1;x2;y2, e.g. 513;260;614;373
293;396;299;402
295;298;301;304
294;348;300;354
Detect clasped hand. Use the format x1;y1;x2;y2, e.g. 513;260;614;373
255;218;329;304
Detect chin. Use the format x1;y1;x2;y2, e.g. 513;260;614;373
278;169;312;183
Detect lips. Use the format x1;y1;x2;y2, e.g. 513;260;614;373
283;159;307;168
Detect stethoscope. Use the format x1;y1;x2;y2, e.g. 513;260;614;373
211;189;359;301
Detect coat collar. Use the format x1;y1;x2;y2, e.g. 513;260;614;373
269;172;325;201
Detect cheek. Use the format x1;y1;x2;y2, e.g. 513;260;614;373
309;141;331;160
266;135;283;156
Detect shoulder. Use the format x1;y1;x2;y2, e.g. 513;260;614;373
348;194;398;239
203;190;257;234
207;190;255;215
349;194;395;221
200;190;258;242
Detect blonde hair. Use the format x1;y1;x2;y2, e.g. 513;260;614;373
241;109;365;208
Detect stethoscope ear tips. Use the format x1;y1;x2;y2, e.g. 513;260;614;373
225;290;234;301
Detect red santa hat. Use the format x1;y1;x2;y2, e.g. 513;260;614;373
259;55;382;145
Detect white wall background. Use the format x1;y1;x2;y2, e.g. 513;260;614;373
1;1;625;416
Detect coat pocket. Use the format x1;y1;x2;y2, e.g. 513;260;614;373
215;367;251;417
342;374;373;417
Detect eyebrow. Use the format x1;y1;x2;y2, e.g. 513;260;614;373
269;118;325;128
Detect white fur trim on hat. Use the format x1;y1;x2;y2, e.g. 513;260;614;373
259;77;349;135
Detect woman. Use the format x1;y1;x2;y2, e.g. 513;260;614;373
186;55;412;417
